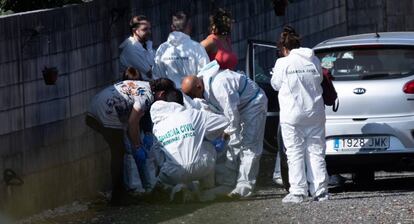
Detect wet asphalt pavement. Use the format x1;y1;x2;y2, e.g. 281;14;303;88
19;153;414;224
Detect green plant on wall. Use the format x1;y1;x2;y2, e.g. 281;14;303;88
0;0;85;14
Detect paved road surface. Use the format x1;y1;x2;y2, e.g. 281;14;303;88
19;154;414;224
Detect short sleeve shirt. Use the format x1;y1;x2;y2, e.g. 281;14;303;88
88;80;154;129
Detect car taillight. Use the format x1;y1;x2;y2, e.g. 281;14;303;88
403;80;414;94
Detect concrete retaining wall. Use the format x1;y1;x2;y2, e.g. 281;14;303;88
0;0;131;217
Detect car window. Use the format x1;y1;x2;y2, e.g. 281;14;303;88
316;48;414;81
252;44;278;84
248;41;279;113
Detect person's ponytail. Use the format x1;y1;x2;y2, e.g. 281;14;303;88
277;25;301;50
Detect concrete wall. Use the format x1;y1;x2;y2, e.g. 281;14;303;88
0;0;413;219
132;0;348;71
347;0;414;34
0;0;131;217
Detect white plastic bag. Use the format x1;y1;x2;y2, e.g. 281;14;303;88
123;154;145;193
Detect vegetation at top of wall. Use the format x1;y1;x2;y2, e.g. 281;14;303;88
0;0;88;14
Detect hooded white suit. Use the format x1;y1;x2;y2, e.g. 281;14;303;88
152;31;210;88
151;101;229;188
271;47;328;197
119;37;155;81
198;61;268;197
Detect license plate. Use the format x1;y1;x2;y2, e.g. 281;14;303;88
333;136;390;151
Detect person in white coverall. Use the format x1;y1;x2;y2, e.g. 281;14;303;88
182;61;268;198
271;26;329;203
151;89;230;201
152;11;210;88
119;15;155;81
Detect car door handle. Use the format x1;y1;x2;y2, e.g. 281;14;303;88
353;118;368;121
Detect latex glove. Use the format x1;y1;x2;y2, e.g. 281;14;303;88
133;146;147;162
212;138;226;153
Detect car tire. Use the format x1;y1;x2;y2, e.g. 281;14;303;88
352;171;375;186
263;116;278;153
277;124;290;191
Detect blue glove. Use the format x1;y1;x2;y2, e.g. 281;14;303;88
143;134;153;150
212;138;226;153
133;146;147;162
132;146;151;189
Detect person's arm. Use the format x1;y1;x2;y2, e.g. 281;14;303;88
128;107;145;148
196;45;211;72
270;59;284;91
312;56;324;84
200;37;217;56
214;83;241;144
203;111;230;141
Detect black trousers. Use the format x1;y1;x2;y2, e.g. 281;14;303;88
85;115;125;202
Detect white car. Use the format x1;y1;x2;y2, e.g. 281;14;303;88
247;32;414;187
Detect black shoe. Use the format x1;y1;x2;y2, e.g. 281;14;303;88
328;174;346;188
110;189;143;206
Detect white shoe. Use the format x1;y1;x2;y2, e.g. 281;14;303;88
282;193;305;203
273;177;283;186
314;192;329;202
228;185;253;198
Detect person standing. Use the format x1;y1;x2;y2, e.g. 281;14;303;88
153;11;210;88
119;15;155;81
182;61;268;198
200;8;238;70
271;26;329;203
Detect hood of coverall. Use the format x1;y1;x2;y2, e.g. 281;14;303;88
166;31;191;47
150;100;186;124
196;60;220;99
289;47;314;60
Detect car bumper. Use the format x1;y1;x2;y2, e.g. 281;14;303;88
325;115;414;154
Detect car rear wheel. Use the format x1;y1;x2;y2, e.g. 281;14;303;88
263;116;278;153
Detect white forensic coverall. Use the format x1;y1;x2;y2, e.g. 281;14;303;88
198;61;268;197
119;36;155;81
151;100;229;188
152;31;210;88
271;47;329;197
